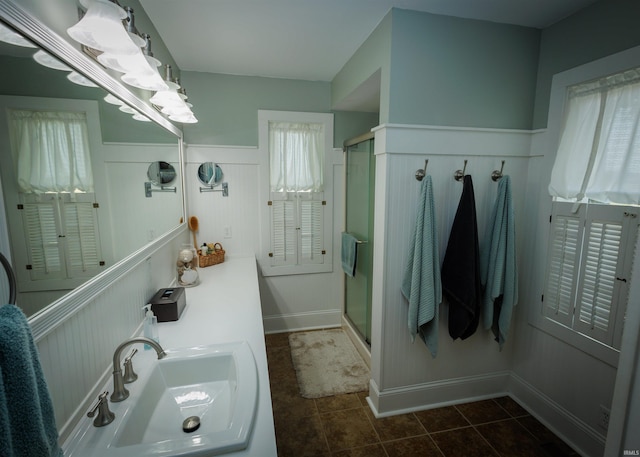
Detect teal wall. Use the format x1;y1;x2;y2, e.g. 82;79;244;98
533;0;640;129
387;9;540;129
181;71;379;148
332;8;540;130
332;13;391;124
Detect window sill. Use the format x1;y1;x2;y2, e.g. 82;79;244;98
258;261;333;277
529;314;620;368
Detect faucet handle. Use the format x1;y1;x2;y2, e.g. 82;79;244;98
87;391;115;427
123;348;138;384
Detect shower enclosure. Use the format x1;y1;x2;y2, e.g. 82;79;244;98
343;132;375;346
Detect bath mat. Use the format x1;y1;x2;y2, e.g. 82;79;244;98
289;329;369;399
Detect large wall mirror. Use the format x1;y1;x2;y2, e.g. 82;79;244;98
0;15;184;317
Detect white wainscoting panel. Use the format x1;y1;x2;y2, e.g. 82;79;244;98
34;231;187;442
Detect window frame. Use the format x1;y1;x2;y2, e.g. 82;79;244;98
258;110;334;277
531;48;640;368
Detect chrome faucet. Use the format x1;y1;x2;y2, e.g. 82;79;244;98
111;337;166;402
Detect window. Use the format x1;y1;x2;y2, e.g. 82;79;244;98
549;68;640;205
545;67;640;351
8;109;103;282
543;202;638;349
259;111;334;276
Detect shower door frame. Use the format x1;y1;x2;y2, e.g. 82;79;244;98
342;131;375;350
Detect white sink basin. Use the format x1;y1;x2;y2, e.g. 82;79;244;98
64;341;258;457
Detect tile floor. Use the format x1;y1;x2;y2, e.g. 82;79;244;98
265;332;580;457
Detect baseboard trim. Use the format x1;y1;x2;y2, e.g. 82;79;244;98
367;371;511;418
508;373;605;457
263;309;341;334
364;371;606;457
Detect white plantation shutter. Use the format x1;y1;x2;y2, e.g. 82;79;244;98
575;205;635;347
61;193;102;276
270;198;297;266
544;201;638;348
20;192;103;280
299;196;324;265
21;193;65;280
269;194;325;267
544;204;584;326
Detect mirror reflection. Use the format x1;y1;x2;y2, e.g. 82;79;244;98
147;161;177;186
0;23;183;316
197;162;223;187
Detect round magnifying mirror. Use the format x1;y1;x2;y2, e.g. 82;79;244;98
197;162;223;187
147;161;176;185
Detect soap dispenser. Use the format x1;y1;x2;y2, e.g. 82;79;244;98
142;304;159;350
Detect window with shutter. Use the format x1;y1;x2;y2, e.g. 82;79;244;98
20;192;103;281
259;110;333;277
543;201;638;349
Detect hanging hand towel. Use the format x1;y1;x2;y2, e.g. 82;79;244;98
441;174;481;340
481;175;518;349
341;232;359;277
0;304;63;457
401;175;442;357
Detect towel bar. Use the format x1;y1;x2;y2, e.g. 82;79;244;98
0;252;16;305
355;239;368;244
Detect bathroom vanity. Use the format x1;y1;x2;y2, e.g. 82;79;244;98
63;256;277;456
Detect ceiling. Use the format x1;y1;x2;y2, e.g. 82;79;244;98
139;0;598;84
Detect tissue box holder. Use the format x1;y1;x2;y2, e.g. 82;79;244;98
149;287;186;322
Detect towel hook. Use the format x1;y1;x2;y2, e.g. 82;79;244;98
454;160;468;182
491;160;506;182
415;159;428;181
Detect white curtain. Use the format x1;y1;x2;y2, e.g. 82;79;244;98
9;110;94;193
269;121;324;193
549;69;640;205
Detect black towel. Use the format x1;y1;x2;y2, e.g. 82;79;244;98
441;175;481;340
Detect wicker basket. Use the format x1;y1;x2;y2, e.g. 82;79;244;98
199;243;225;268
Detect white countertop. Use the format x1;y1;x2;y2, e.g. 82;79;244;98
63;256;277;457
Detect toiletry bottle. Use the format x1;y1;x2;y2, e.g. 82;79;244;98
142;304;159;350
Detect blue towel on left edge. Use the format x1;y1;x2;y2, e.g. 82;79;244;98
0;304;63;457
341;232;358;277
401;175;442;358
481;175;518;350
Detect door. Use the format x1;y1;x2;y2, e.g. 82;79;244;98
344;135;374;345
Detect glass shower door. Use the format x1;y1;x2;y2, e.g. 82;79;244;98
344;136;375;345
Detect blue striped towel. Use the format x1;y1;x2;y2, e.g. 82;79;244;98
401;175;442;357
481;175;518;349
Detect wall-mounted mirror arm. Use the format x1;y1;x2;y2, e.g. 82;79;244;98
145;182;177;198
199;182;229;197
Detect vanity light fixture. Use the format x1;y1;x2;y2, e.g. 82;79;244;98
0;22;36;48
103;93;123;106
119;33;168;91
132;113;151;122
67;0;143;56
33;49;72;71
67;0;198;123
67;71;99;87
150;67;198;123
